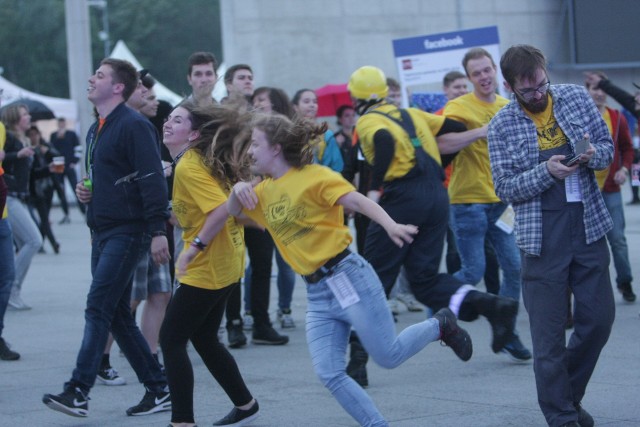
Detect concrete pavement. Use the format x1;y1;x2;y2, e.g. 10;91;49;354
1;196;639;427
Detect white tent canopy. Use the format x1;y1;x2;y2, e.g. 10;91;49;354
109;40;184;106
0;75;78;122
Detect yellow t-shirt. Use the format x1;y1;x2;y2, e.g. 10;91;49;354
355;104;445;181
594;109;612;189
243;164;354;275
172;150;245;290
0;122;7;219
443;93;509;203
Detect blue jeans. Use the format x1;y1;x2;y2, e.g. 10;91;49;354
0;219;15;336
450;203;521;302
602;191;633;285
67;232;165;394
306;253;440;427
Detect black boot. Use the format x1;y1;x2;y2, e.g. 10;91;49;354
461;291;518;353
346;333;369;388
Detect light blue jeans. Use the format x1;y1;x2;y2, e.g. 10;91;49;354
449;202;521;302
6;196;42;292
306;253;440;427
602;191;633;285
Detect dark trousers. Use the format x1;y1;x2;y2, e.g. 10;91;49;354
54;167;86;214
364;170;464;312
68;232;165;394
226;227;274;330
160;282;252;423
521;205;615;427
32;188;58;250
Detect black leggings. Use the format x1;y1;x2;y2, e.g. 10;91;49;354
160;282;253;423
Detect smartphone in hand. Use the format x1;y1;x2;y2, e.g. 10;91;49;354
561;137;588;166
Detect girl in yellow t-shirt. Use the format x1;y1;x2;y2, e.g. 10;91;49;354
158;101;258;427
228;113;473;426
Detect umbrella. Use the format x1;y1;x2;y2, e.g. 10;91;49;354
315;83;353;117
0;98;55;121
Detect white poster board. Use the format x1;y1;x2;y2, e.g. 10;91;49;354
392;26;505;107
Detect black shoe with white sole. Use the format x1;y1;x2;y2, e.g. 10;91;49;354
213;399;259;426
42;386;89;417
126;388;171;416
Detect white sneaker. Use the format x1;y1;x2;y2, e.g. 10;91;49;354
396;293;423;312
8;288;31;311
277;310;295;329
387;299;400;315
243;313;254;331
96;366;126;386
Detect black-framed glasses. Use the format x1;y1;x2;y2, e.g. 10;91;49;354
516;80;551;101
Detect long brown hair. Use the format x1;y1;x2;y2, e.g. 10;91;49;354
251;113;327;168
179;100;253;186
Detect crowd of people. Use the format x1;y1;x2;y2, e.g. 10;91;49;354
0;42;636;427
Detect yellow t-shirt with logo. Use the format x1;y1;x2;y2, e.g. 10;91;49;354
355;104;445;181
443;93;509;203
524;96;568;152
172;150;245;290
594;109;612;189
243;164;354;275
0;122;6;219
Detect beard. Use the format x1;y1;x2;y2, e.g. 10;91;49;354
517;93;549;114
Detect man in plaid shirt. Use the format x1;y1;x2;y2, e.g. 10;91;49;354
488;45;615;427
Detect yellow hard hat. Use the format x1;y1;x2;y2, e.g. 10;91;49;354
348;66;388;101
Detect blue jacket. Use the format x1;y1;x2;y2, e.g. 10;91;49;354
85;103;168;236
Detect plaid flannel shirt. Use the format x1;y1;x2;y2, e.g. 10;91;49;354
488;84;613;256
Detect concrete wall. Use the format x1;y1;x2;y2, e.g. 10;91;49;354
220;0;640;109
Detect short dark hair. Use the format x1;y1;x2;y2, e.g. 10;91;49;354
336;104;354;119
224;64;253;85
187;51;218;75
500;44;547;89
462;48;495;76
386;77;400;91
443;71;466;87
100;58;138;101
141;73;156;90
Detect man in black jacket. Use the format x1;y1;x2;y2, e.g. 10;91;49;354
43;58;171;418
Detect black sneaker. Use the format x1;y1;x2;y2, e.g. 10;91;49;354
227;320;248;348
96;365;126;385
42;386;89;417
617;282;636;302
433;308;473;361
125;388;171;416
0;337;20;361
252;326;289;345
575;402;594;427
213;399;259;426
501;336;532;363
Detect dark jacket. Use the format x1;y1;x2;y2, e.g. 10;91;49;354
85;102;168;236
3;132;33;196
50;129;81;165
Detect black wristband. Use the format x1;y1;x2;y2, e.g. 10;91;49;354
191;236;207;251
151;230;167;237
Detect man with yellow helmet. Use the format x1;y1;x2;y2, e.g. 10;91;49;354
349;65;521;371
